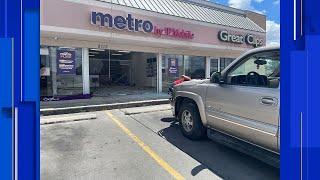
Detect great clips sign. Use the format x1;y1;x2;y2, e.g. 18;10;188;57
91;11;194;40
218;30;264;47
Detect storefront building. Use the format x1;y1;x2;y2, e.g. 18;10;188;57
40;0;266;100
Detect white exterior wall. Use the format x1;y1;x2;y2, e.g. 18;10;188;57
82;48;90;95
205;56;211;78
157;53;162;93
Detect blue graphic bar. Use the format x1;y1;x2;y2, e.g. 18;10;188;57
0;38;13;180
1;0;40;179
282;0;320;179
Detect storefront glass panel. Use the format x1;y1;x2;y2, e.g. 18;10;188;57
220;57;235;71
40;50;53;97
161;54;184;91
89;49;157;96
184;56;206;79
161;55;206;91
40;46;83;99
210;58;219;75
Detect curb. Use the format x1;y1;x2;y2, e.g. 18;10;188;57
122;104;172;115
41;113;97;125
40;99;170;116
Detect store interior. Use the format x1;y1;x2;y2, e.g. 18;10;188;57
89;49;157;97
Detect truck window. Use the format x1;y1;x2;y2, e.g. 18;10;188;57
226;50;280;88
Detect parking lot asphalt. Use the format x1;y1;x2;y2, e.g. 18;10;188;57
41;105;279;180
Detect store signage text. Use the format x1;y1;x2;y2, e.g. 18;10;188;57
56;50;76;75
218;30;263;47
91;11;194;40
153;26;194;40
168;58;179;76
91;12;153;33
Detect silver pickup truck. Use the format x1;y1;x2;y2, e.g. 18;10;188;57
171;46;280;162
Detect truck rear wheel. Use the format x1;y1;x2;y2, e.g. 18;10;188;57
178;102;206;140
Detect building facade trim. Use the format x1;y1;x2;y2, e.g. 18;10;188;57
62;0;265;33
41;25;255;52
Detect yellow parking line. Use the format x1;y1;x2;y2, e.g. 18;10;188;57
106;111;185;180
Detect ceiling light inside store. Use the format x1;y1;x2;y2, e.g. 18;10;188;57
91;48;105;52
112;53;123;56
117;50;131;53
89;55;95;57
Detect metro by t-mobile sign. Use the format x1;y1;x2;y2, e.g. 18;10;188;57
91;11;194;40
153;26;194;40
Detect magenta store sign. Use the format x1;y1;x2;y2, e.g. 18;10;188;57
153;26;194;40
91;11;194;40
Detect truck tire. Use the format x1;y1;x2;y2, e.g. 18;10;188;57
178;102;206;140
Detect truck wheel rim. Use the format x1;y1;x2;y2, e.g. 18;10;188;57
182;110;193;132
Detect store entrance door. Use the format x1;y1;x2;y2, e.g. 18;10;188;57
89;49;157;97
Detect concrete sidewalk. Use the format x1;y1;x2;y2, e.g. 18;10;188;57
40;92;170;116
41;99;170;116
41;93;169;109
40;92;169;116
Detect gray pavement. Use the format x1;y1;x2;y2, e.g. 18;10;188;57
41;106;279;180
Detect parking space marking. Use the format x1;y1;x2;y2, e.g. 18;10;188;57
106;111;185;180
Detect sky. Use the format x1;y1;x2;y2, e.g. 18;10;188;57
211;0;280;45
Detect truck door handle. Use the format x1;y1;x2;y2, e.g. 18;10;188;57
260;97;277;106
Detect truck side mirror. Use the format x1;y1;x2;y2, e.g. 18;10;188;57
210;72;224;84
